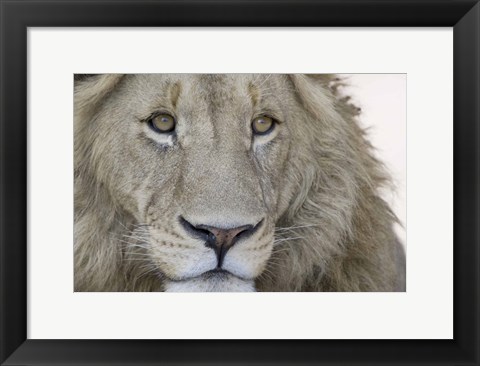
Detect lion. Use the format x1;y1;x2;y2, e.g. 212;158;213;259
74;74;406;292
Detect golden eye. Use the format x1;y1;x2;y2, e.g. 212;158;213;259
149;114;176;133
252;116;275;135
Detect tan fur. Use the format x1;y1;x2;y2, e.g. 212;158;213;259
74;74;405;292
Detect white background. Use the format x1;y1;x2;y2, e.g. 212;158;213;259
344;75;406;246
28;28;452;339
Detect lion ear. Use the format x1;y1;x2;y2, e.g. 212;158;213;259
74;74;124;118
289;74;338;122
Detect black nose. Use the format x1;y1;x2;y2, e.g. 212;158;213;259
179;217;262;266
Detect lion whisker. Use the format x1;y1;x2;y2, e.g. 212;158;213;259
115;219;133;232
123;258;153;262
117;238;150;249
120;238;149;247
122;231;149;239
136;266;160;281
273;237;304;244
274;224;319;232
133;223;152;228
122;248;151;254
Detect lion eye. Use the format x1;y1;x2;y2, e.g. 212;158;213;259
148;114;176;133
252;116;275;135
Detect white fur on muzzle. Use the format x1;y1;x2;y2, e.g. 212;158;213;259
164;274;256;292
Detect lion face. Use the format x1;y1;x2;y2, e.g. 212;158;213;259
85;74;301;291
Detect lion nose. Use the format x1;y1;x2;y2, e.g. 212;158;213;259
179;217;262;266
200;224;253;265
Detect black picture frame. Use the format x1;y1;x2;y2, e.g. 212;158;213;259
1;1;479;365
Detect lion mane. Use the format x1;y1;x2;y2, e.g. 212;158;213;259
74;74;405;292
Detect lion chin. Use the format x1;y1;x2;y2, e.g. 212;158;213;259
164;272;256;292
